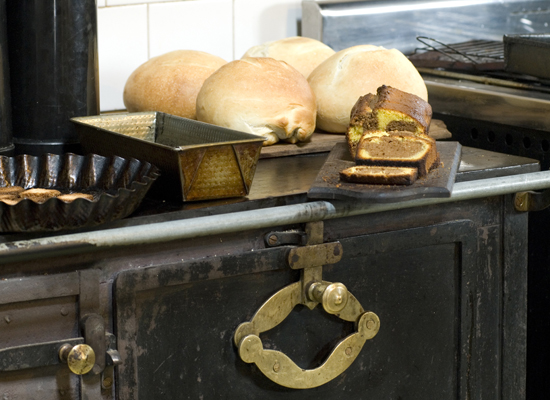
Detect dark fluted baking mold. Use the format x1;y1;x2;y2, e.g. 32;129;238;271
0;153;159;232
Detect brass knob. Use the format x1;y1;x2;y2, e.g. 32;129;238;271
308;282;349;314
59;343;96;375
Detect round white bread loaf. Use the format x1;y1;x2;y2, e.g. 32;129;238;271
196;57;316;146
123;50;227;119
308;45;428;133
242;36;335;78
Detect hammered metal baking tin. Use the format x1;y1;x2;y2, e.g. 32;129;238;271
0;153;159;232
71;112;265;202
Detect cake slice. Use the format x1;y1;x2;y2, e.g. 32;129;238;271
355;134;439;177
346;85;432;157
340;165;418;185
346;130;389;159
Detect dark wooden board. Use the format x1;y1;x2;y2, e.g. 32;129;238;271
307;141;462;203
259;132;344;159
259;119;453;159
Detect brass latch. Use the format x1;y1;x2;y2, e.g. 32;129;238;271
57;314;122;381
515;190;550;212
234;221;380;389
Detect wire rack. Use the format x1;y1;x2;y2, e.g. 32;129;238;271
410;36;550;93
409;36;505;70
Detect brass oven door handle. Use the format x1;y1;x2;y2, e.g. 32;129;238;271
234;281;380;389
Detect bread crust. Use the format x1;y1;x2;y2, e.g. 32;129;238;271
0;188;94;204
242;36;335;78
19;188;61;203
123;50;227;119
196;57;317;145
350;85;432;132
0;197;21;205
308;45;428;133
0;186;24;196
58;193;94;202
346;85;433;157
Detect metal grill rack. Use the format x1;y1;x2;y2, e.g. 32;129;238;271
409;37;505;70
411;36;550;93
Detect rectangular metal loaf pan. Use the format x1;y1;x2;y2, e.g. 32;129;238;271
71;112;265;202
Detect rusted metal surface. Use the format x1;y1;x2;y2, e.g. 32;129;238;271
0;146;540;398
112;219;496;399
0;195;529;398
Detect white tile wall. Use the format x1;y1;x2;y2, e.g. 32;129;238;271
106;0;172;6
234;0;302;58
98;5;148;111
97;0;303;111
149;0;233;60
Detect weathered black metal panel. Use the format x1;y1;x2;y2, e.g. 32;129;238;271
0;272;81;399
0;338;84;372
115;220;487;399
434;113;539;399
0;146;533;399
502;193;529;399
0;270;105;400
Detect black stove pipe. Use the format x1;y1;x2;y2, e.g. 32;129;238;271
6;0;99;155
0;0;13;155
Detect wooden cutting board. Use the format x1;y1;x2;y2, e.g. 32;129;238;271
307;140;462;203
259;119;452;159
